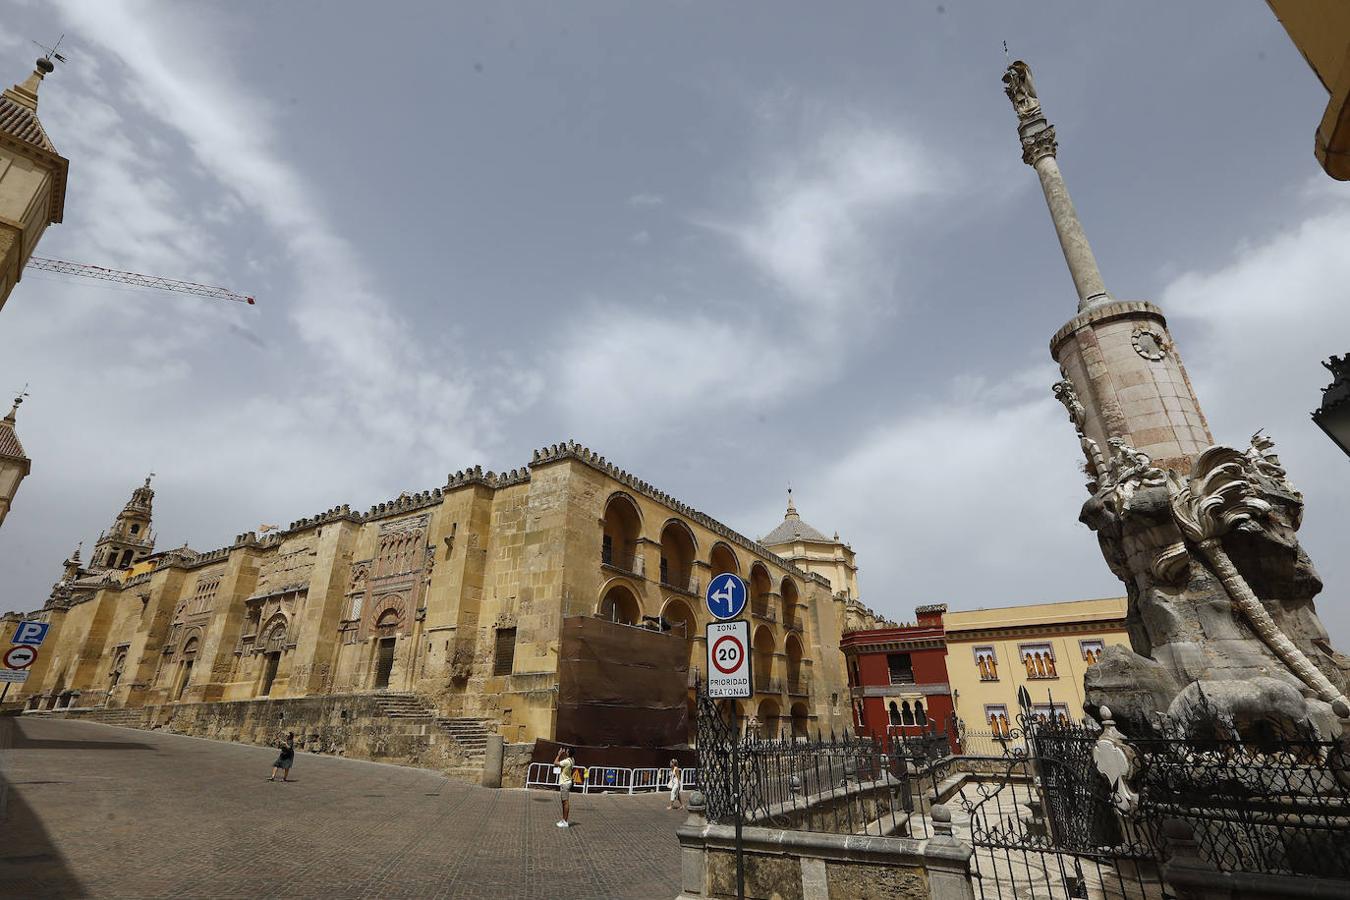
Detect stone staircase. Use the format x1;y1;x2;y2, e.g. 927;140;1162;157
371;693;435;722
372;693;494;782
77;707;146;727
22;706;145;727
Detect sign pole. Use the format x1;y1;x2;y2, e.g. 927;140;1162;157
733;729;744;900
703;574;750;900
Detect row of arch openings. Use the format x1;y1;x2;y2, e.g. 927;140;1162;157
601;495;802;628
596;584;806;693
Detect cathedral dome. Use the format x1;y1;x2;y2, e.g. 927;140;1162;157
761;489;831;545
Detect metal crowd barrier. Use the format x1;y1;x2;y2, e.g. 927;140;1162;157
525;763;699;795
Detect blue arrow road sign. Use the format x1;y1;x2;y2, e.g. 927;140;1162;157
705;572;748;621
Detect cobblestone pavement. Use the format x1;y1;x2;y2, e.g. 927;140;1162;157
2;717;684;899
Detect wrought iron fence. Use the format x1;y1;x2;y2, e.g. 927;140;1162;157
961;712;1173;900
960;701;1350;897
1127;713;1350;880
695;689;952;838
696;685;1350;897
958;728;1030;759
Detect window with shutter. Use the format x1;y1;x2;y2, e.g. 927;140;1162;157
494;628;517;676
886;653;914;684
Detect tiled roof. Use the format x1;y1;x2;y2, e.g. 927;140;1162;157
761;516;830;546
0;418;28;461
0;95;56;153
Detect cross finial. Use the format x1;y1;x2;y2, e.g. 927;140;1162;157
31;35;67;67
5;384;27;421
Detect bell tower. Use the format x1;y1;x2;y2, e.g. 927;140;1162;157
1002;60;1212;479
0;54;69;314
90;476;157;572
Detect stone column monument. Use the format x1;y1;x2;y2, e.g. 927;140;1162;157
1004;60;1350;737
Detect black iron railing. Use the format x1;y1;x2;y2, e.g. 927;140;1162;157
695;689;952;838
1127;715;1350;880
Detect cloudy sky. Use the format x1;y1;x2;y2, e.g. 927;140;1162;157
2;1;1348;644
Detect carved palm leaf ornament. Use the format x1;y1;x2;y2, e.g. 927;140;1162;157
1170;448;1345;707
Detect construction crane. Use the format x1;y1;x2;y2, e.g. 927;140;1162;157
25;257;256;306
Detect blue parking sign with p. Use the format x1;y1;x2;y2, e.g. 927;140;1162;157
705;573;747;621
13;621;49;646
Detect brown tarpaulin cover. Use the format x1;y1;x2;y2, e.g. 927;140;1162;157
555;615;688;749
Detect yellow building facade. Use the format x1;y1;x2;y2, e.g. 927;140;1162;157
12;442;852;752
944;597;1128;735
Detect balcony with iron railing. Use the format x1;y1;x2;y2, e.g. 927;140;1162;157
754;678;784;696
660;570;700;596
601;543;645;578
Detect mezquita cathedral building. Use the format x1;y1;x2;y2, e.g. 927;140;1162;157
7;442;885;776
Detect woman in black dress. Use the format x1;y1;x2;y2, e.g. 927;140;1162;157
269;732;295;782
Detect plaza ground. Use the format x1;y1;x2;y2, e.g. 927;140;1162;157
1;717;683;899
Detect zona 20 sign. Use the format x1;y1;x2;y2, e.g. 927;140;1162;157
706;620;751;699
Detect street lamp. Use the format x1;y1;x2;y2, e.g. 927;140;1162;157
1313;354;1350;459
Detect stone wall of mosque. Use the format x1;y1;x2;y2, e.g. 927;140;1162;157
12;442;853;756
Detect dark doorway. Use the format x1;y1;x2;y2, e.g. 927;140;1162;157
176;660;193;700
261;652;280;696
374;637;396;690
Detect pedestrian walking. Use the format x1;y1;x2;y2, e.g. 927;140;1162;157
667;759;683;810
269;731;295;782
555;746;575;828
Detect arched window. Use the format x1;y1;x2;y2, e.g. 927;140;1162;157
780;578;799;630
914;700;926;726
901;701;915;726
709;542;739;578
888;701;901;726
602;494;641;571
785;634;804;694
749;564;772;619
263;618;289;653
599;584;641;625
752;626;775;691
659;521;696;591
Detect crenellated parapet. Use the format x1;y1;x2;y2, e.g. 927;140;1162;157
286;503;362;533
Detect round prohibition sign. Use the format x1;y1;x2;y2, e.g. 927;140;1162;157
711;634;745;676
4;645;36;669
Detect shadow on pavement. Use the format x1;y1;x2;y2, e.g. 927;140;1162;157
0;717;87;898
11;717;154;752
10;734;155;751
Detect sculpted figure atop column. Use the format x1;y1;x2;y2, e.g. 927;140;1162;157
1002;60;1041;119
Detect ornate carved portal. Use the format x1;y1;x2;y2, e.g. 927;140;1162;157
347;515;433;643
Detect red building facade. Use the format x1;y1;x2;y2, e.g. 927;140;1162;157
840;603;953;745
